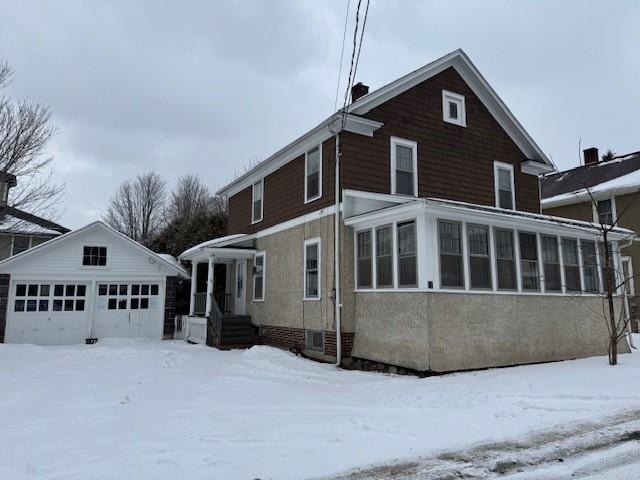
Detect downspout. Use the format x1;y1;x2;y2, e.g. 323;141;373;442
618;238;636;350
334;131;342;366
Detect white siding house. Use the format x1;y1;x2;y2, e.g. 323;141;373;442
0;221;188;345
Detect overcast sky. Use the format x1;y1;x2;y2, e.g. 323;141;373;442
1;1;639;228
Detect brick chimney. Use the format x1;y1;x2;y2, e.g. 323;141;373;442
351;82;369;102
0;172;16;205
583;147;599;166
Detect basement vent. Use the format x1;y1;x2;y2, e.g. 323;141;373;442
305;329;324;353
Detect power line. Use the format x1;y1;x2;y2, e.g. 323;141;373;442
341;0;363;129
333;0;352;113
351;0;370;86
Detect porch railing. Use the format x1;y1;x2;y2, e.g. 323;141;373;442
193;292;207;316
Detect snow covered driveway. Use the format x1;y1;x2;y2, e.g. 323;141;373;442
0;339;638;480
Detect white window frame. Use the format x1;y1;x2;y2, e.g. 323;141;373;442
81;245;108;267
621;256;635;296
494;161;516;210
303;238;321;300
354;228;373;289
251;179;264;224
253;251;265;302
442;90;466;127
592;197;617;226
304;145;322;204
390;137;418;197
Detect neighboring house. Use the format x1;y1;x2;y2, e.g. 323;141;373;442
541;147;640;333
0;221;188;345
180;49;631;373
0;172;68;259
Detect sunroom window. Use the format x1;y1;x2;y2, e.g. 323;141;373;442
541;236;561;292
397;221;417;287
439;220;464;288
561;238;581;292
519;232;539;291
467;224;491;289
494;228;517;290
581;240;599;292
376;225;393;288
356;230;372;289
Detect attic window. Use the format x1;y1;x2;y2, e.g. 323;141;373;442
442;90;466;127
83;246;107;266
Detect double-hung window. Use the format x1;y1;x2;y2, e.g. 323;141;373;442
252;179;263;223
519;232;540;291
356;230;373;289
622;257;635;295
541;236;561;292
83;246;107;266
304;239;320;299
439;220;464;288
253;252;265;301
494;162;515;210
561;238;581;292
467;224;491;289
397;221;417;287
12;235;30;255
596;199;614;225
376;225;393;288
581;240;599;292
390;137;417;196
305;146;321;203
494;228;517;290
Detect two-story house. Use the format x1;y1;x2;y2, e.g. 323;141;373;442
180;50;631;373
541;148;640;333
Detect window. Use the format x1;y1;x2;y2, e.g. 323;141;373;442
596;199;614;225
622;257;635;296
83;246;107;266
541;236;561;292
253;252;265;301
305;329;324;353
468;224;491;289
12;235;30;255
439;220;464;288
390;137;418;196
494;162;515;210
376;225;393;288
519;232;539;291
581;240;599;292
252;179;263;224
305;146;321;203
397;221;417;287
356;230;372;288
99;282;159;310
304;239;320;299
494;228;517;290
561;238;581;292
442;90;466;127
15;283;86;313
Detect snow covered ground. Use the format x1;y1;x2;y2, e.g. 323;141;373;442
0;339;638;480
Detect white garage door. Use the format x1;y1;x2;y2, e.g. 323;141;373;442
92;282;163;339
6;282;89;345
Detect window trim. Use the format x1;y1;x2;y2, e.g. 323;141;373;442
303;238;321;301
580;239;600;293
442;90;467;127
518;230;541;292
252;251;265;302
304;145;322;204
375;224;394;288
621;256;635;296
438;219;465;289
396;220;418;288
467;223;492;290
494;161;516;210
390;137;418;197
561;237;582;293
251;179;264;224
541;235;562;293
493;227;518;292
355;228;373;289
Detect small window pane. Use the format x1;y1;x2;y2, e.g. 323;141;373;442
53;300;63;311
108;298;117;310
109;284;117;295
75;299;85;311
141;284;149;295
77;285;86;297
132;284;140;295
65;285;75;297
16;284;26;297
26;300;37;312
64;299;74;311
54;284;64;296
150;284;159;295
397;221;417;287
376;226;393;288
448;101;458;119
118;299;127;309
119;284;128;295
356;230;373;289
39;285;50;296
14;300;25;312
141;298;149;309
28;284;38;297
38;300;49;312
98;284;107;296
131;298;139;309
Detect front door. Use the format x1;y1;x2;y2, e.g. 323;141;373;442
234;260;246;315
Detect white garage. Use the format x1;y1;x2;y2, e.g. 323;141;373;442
0;221;188;345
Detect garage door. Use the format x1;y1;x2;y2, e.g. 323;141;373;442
92;282;163;339
6;282;89;345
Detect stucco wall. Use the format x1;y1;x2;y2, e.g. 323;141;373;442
352;291;628;372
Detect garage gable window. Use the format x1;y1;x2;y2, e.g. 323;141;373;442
83;246;107;266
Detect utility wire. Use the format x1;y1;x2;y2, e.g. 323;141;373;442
351;0;370;88
333;0;352;113
341;0;363;129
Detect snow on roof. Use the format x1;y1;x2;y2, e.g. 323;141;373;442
179;234;251;259
157;253;188;276
542;168;640;206
0;215;63;235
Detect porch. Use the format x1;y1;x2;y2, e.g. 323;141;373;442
179;240;257;347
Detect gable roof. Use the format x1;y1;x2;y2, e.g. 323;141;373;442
0;220;189;278
541;151;640;207
0;204;69;235
217;49;554;197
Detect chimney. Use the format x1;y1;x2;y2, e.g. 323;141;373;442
351;82;369;102
583;147;599;166
0;172;17;205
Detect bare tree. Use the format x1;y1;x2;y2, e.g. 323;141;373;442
166;174;218;222
104;172;166;246
0;59;64;218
